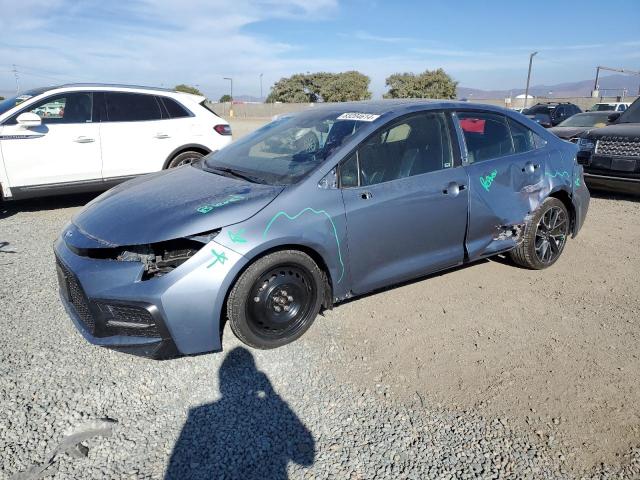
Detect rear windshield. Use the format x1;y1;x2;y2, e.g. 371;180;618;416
200;100;220;117
523;105;552;115
589;104;615;112
558;113;609;128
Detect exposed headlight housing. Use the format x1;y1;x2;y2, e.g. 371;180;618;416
577;137;595;151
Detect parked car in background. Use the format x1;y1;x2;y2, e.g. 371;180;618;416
523;102;582;128
587;102;630;112
54;101;589;358
0;84;232;201
548;111;611;143
577;97;640;194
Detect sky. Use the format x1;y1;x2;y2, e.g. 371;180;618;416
1;0;639;100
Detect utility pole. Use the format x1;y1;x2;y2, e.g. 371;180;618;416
223;77;233;117
12;64;20;94
524;51;537;109
259;73;263;101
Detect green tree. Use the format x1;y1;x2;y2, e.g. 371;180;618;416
266;71;371;103
0;96;4;101
174;84;204;96
383;68;457;99
320;71;372;102
219;94;232;103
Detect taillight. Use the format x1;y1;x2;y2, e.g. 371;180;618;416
214;124;232;136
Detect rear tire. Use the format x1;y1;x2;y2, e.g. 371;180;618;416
227;250;324;349
509;197;570;269
167;151;204;168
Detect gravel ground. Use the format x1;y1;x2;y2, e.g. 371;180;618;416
1;166;639;478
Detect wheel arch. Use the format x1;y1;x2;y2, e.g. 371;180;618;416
162;144;211;169
548;188;577;236
216;242;334;344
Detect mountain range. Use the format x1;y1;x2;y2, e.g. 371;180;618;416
457;74;640;99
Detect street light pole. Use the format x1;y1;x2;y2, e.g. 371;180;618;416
223;77;233;117
524;51;538;109
260;73;263;101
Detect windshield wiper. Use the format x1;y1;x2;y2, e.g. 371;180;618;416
207;166;262;184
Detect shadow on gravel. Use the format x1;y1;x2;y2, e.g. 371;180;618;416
165;347;315;480
0;192;100;220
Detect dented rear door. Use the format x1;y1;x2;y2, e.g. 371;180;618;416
454;111;548;259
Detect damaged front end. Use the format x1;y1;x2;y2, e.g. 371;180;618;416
67;230;220;281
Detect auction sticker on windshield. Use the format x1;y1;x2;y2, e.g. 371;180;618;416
337;112;381;122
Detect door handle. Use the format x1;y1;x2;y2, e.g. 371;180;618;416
154;133;170;139
443;182;465;196
522;162;540;173
73;136;95;143
360;191;373;200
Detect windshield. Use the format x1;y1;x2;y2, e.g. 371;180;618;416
588;104;614;112
0;87;51;116
617;98;640;123
558;113;609;128
203;110;370;185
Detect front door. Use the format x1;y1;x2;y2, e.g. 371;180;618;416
0;92;101;188
340;112;468;294
454;111;548;258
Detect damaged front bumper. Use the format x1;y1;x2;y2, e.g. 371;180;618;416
54;224;247;359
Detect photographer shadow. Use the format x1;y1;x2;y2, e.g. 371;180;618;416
165;347;315;480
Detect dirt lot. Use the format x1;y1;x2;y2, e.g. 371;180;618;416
311;190;640;471
0;119;638;477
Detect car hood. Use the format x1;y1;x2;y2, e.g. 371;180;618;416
548;126;587;139
70;165;285;247
583;123;640;140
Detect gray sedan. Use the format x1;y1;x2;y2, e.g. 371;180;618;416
54;100;590;358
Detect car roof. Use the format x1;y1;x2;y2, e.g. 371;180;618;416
298;99;515;116
56;83;177;92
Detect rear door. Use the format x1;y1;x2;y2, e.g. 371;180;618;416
340;111;468;294
98;92;173;180
0;91;101;188
455;111;548;259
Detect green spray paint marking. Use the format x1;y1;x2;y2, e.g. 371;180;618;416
197;194;245;214
480;170;498;191
207;249;228;268
575;177;581;187
228;229;247;244
263;208;345;283
545;171;570;179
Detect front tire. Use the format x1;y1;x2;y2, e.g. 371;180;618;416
509;197;570;269
167;151;204;168
227;250;324;349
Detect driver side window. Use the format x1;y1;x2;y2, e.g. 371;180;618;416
339;112;454;187
11;92;93;125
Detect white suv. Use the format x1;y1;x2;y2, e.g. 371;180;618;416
0;84;232;200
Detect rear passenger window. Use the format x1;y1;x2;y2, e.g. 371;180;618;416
161;97;191;118
508;118;536;153
456;112;514;163
104;93;162;122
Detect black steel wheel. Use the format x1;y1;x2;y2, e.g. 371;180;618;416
509;197;570;270
227;250;325;349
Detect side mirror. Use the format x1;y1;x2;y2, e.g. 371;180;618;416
607;112;621;123
16;112;42;128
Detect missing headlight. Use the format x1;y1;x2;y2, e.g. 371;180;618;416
71;230;220;280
